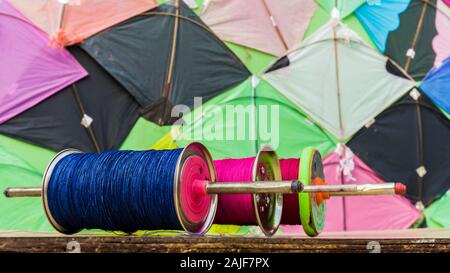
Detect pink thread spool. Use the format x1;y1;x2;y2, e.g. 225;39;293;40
213;146;284;235
213;158;258;224
214;158;301;226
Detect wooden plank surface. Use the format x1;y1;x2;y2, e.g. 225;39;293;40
0;228;449;253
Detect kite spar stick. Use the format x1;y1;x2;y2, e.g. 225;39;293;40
415;95;426;208
252;77;259;156
156;0;181;125
404;1;428;73
261;0;289;51
340;145;348;230
52;1;101;151
57;1;66;33
332;23;345;141
71;84;101;152
163;0;180;98
331;3;349;228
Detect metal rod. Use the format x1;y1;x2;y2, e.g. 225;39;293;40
4;182;405;198
206;181;403;196
4;187;41;198
206;181;301;194
303;183;400;196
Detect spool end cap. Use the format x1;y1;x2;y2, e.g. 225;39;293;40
395;183;406;195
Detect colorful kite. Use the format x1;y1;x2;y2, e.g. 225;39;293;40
263;20;415;142
0;147;53;231
0;47;140;152
356;0;450;80
82;0;250;125
349;91;450;206
0;0;87;124
316;0;367;19
323;146;421;231
420;57;450;116
354;0;410;52
425;191;450;227
174;77;336;159
9;0;158;46
200;0;316;57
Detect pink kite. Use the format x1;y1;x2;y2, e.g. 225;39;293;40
9;0;158;46
0;0;87;124
322;146;422;232
433;0;450;67
201;0;316;57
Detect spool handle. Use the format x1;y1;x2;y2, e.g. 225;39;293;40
4;187;41;198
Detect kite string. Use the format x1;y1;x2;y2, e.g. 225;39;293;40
213;158;301;225
280;159;301;225
47;149;183;233
213;158;257;224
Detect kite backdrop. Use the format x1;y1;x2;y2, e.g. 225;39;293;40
1;0;450;233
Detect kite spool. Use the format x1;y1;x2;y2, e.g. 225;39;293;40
213;147;283;235
214;147;326;236
3;143;406;237
4;143;219;235
298;147;326;237
215;147;406;237
2;143;293;235
279;148;327;237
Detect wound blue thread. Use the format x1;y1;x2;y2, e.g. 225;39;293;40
47;149;183;233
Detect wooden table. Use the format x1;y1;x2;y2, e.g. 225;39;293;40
0;228;449;253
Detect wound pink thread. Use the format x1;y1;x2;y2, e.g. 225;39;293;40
213;157;257;224
214;157;301;225
280;159;301;225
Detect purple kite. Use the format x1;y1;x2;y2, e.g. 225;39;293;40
0;0;87;124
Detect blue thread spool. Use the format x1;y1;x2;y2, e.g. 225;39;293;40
39;143;218;234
